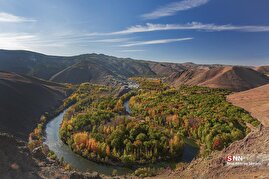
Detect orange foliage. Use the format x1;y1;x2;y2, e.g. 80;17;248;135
213;138;223;150
87;138;98;153
133;140;142;147
166;114;179;126
73;132;88;147
114;99;124;112
106;145;111;156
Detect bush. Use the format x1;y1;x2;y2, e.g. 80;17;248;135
112;169;117;176
134;167;157;178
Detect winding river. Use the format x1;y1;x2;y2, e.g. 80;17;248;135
44;100;198;176
44;109;132;176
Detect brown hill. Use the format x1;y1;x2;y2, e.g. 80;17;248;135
168;66;269;91
0;71;68;140
255;65;269;74
227;84;269;127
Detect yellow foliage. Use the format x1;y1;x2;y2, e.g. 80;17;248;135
129;96;136;107
114;99;124;111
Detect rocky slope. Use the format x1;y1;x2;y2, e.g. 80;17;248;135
167;66;269;91
0;71;69;140
0;133;102;179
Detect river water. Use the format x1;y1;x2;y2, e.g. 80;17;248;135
44;100;198;176
123;100;131;114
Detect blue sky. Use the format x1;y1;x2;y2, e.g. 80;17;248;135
0;0;269;65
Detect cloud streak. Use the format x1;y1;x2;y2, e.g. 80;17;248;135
142;0;210;19
102;22;269;35
87;38;131;43
120;37;193;47
0;33;37;49
0;12;35;23
0;33;72;49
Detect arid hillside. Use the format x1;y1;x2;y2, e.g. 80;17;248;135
168;66;269;91
0;71;69;140
255;66;269;74
227;84;269;127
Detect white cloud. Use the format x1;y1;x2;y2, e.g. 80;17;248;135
103;22;269;35
142;0;210;19
0;33;69;50
0;12;35;23
120;37;193;47
0;33;37;49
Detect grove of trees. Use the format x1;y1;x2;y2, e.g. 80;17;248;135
60;79;258;165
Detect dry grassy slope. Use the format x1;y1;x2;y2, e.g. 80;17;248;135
227;84;269;127
0;71;68;140
168;66;269;91
255;66;269;74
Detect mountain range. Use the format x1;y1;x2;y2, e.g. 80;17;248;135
0;49;268;91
